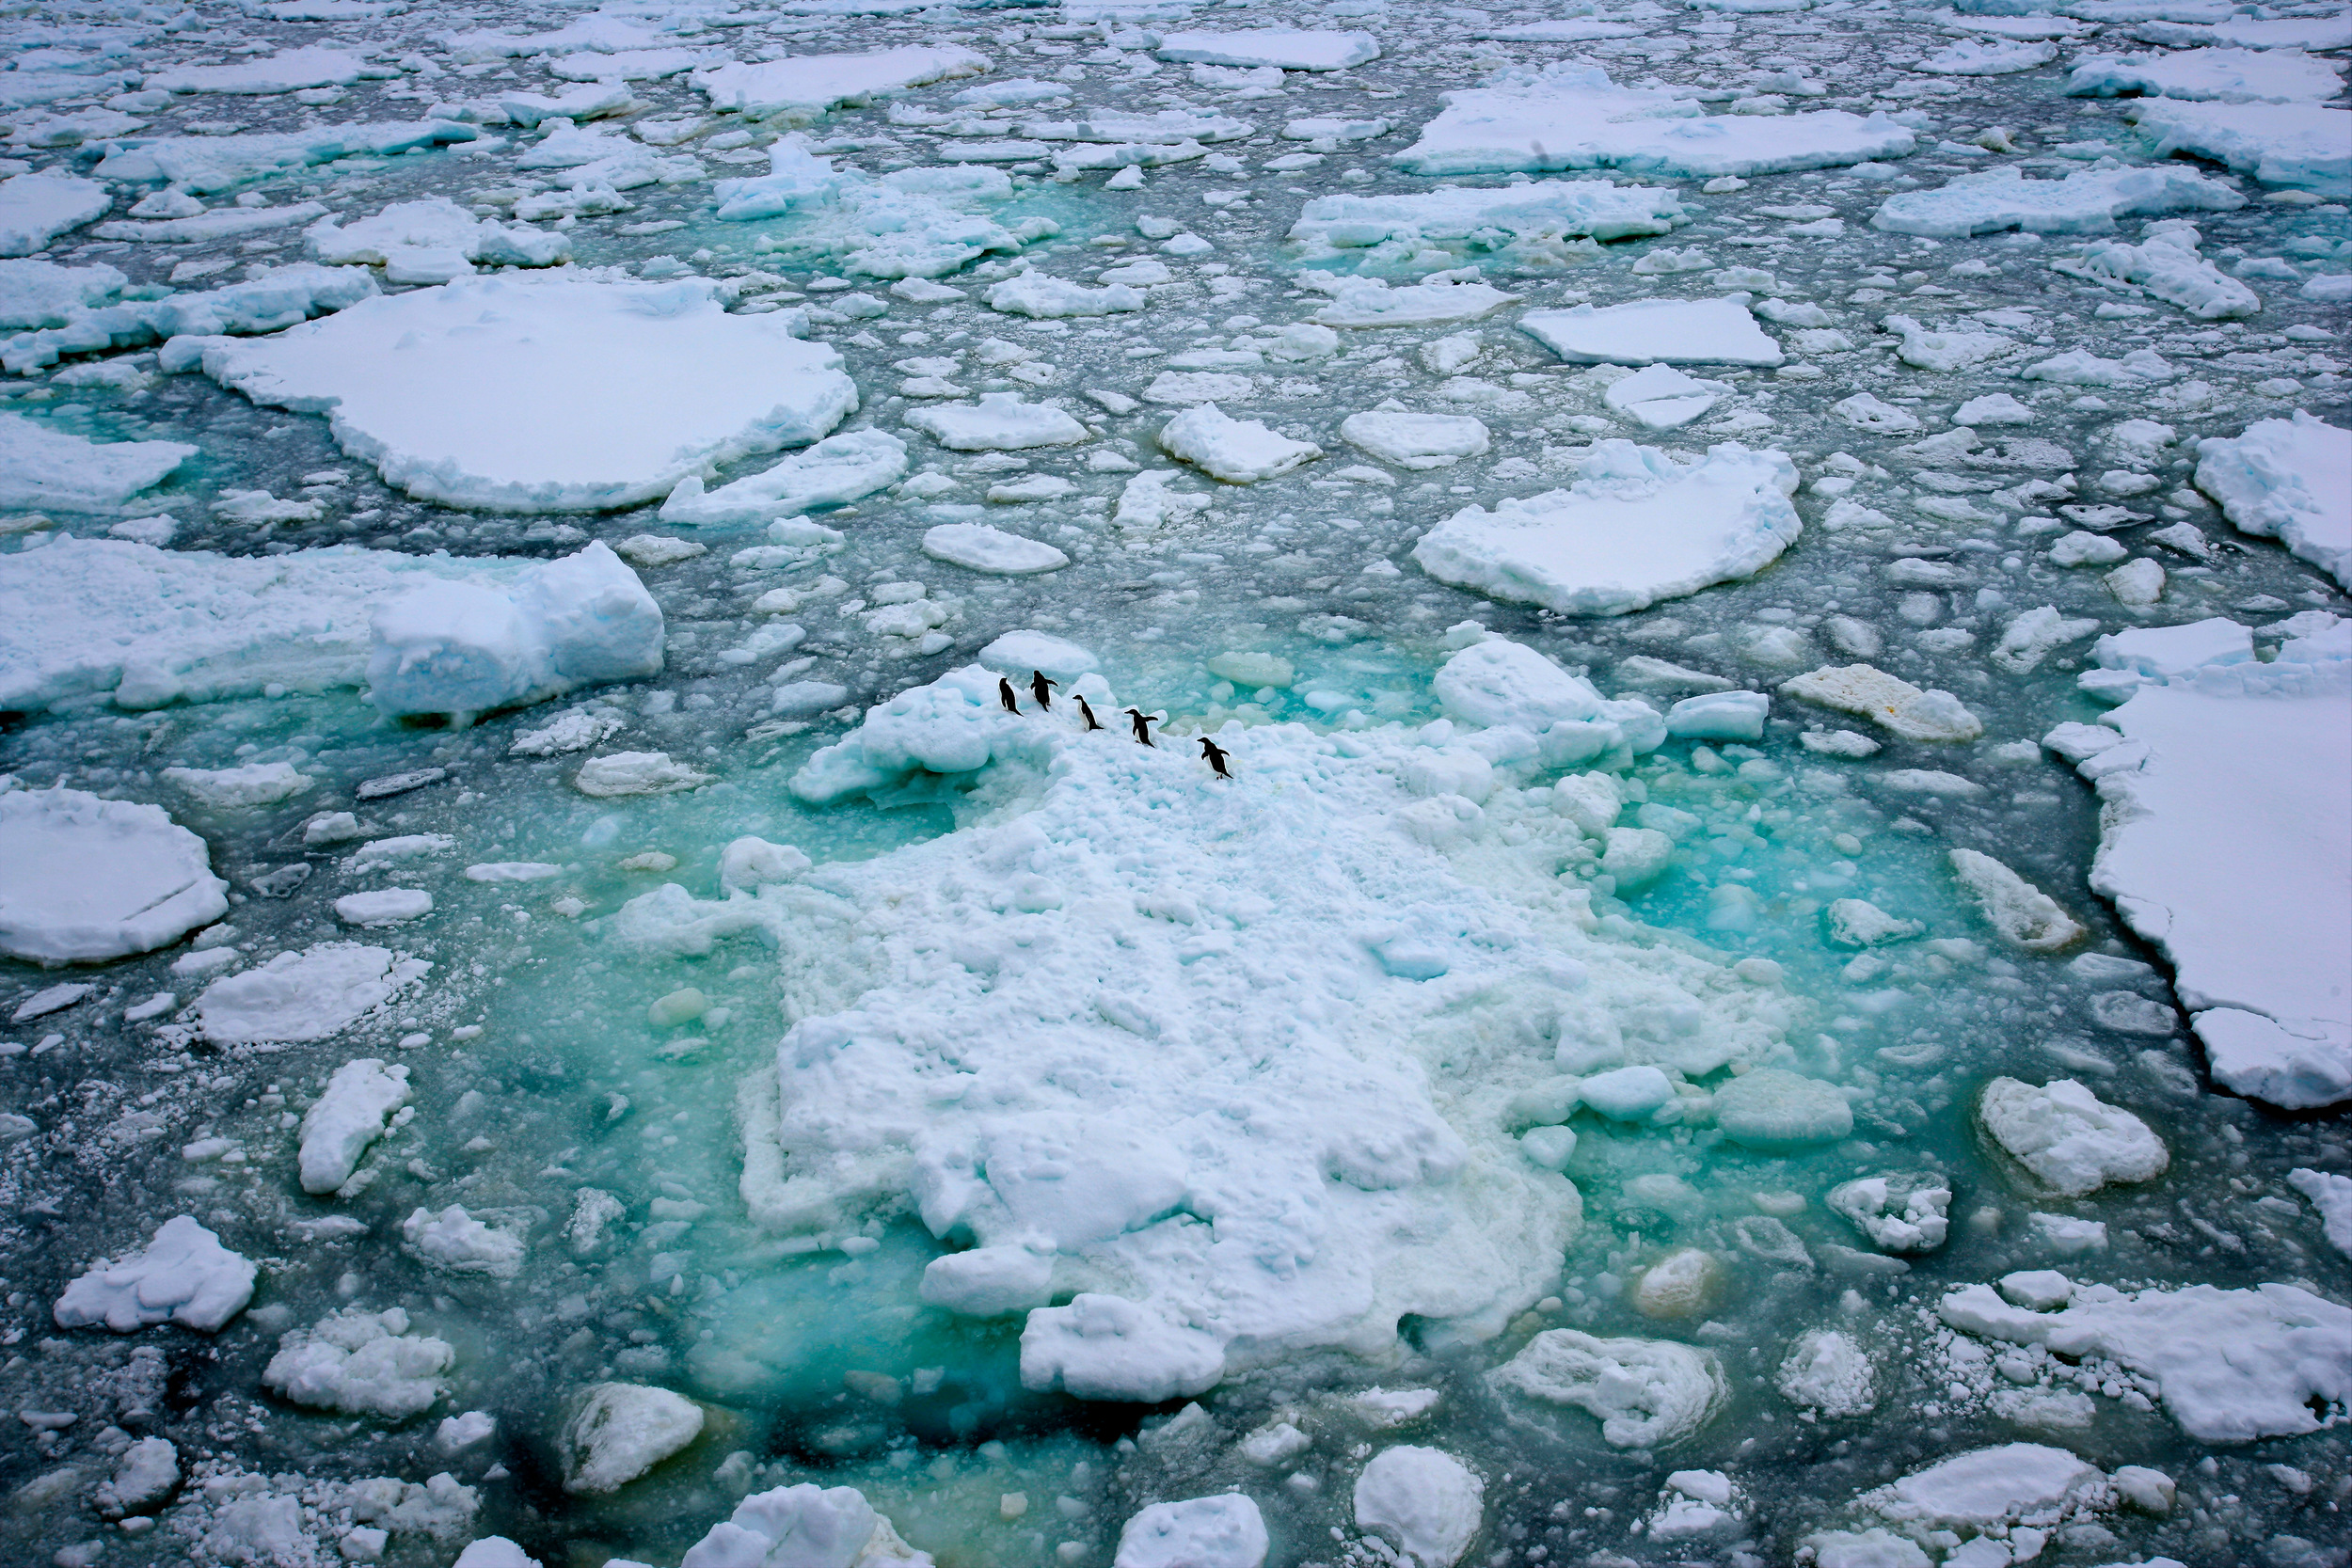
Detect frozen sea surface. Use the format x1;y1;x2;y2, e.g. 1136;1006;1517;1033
0;0;2345;1565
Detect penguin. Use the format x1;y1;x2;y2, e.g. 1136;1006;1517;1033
1125;707;1156;747
998;677;1020;714
1029;670;1057;710
1076;694;1104;732
1199;736;1232;780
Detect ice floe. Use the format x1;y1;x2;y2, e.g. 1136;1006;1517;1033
2194;412;2349;588
197;942;429;1044
0;786;228;964
54;1216;255;1334
1519;296;1784;367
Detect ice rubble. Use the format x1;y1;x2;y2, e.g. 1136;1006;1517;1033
2194;412;2349;589
0;412;193;514
306;197;573;281
1116;1494;1268;1568
198;275;857;513
53;1216;256;1334
661;429;909;525
1488;1329;1728;1449
712;141;1026;279
1411;441;1801;617
693;43;990;122
2124;99;2352;197
262;1306;453;1418
0;537;660;718
366;541;666;721
298;1058;411;1196
1777;1329;1877;1417
1869;164;2245;238
197;943;429;1045
1940;1276;2352;1442
0;786;228;964
2066;46;2345;104
1519;297;1784;367
2053;220;2259;319
655;646;1802;1401
0;171;110;257
2045;617;2352;1105
1391;63;1915;179
1286;181;1683;269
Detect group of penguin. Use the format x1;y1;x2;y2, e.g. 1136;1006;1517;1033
997;670;1234;780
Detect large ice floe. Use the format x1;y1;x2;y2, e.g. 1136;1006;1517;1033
195;275;857;512
0;538;661;717
0;784;228;964
2044;615;2352;1106
626;643;1802;1401
1391;63;1915;179
1411;441;1801;616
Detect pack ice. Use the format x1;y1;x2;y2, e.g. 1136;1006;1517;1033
196;275;858;512
668;647;1791;1400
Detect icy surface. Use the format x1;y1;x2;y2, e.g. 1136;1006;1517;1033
0;786;228;963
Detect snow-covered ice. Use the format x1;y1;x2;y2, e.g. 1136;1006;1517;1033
1519;297;1784;368
560;1383;705;1493
2194;412;2349;589
297;1058;410;1195
198;943;429;1044
1978;1077;2169;1196
0;786;228;964
54;1216;256;1333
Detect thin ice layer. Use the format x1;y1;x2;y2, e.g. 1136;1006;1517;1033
690;654;1790;1400
1411;442;1801;616
1392;63;1915;179
197;275;857;513
2054;635;2352;1106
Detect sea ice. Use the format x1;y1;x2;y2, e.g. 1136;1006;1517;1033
660;430;908;525
1870;165;2245;237
1287;181;1682;269
365;542;665;721
0;413;193;515
561;1383;704;1493
1947;850;2086;952
1158;404;1321;483
2;261;376;375
1940;1278;2352;1442
661;1484;932;1568
2125;99;2351;197
1354;1447;1483;1568
2055;222;2260;319
2193;412;2349;588
1157;30;1380;70
922;522;1070;575
262;1306;453;1418
306;197;573;278
1777;1329;1878;1416
2066;47;2345;103
53;1217;256;1333
1488;1330;1728;1448
907;393;1089;451
0;787;228;964
1341;407;1491;469
2288;1168;2352;1257
91;121;480;197
198;275;857;513
1860;1443;2107;1538
1781;664;1984;741
0;171;110;256
1829;1176;1951;1252
1115;1495;1268;1568
1392;63;1915;179
1710;1068;1853;1149
1519;297;1783;367
298;1059;411;1195
1305;276;1519;327
693;44;990;122
1978;1077;2169;1196
198;943;430;1045
146;46;366;95
1411;440;1801;616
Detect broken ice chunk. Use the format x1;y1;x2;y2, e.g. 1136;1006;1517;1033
1978;1077;2168;1196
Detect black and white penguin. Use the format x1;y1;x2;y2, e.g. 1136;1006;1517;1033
1199;736;1232;779
998;677;1020;714
1125;707;1156;747
1076;694;1104;732
1029;670;1057;710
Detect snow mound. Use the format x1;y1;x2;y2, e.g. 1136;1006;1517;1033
2194;411;2348;588
1940;1277;2352;1442
1487;1329;1728;1448
1520;297;1783;367
661;429;908;525
0;787;228;964
0;413;194;514
1392;63;1915;178
54;1217;255;1333
1978;1077;2169;1196
262;1306;452;1418
198;275;857;513
365;541;664;721
1870;164;2244;237
561;1383;704;1493
198;942;429;1044
298;1058;411;1195
1289;182;1682;270
2051;626;2351;1104
737;660;1787;1399
1411;441;1800;616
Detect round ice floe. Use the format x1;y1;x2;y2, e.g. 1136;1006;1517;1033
1978;1077;2168;1196
1354;1446;1483;1568
1577;1064;1676;1121
0;787;229;964
1487;1329;1727;1449
1115;1494;1268;1568
1711;1068;1853;1150
561;1383;705;1494
1776;1328;1877;1417
198;942;429;1044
